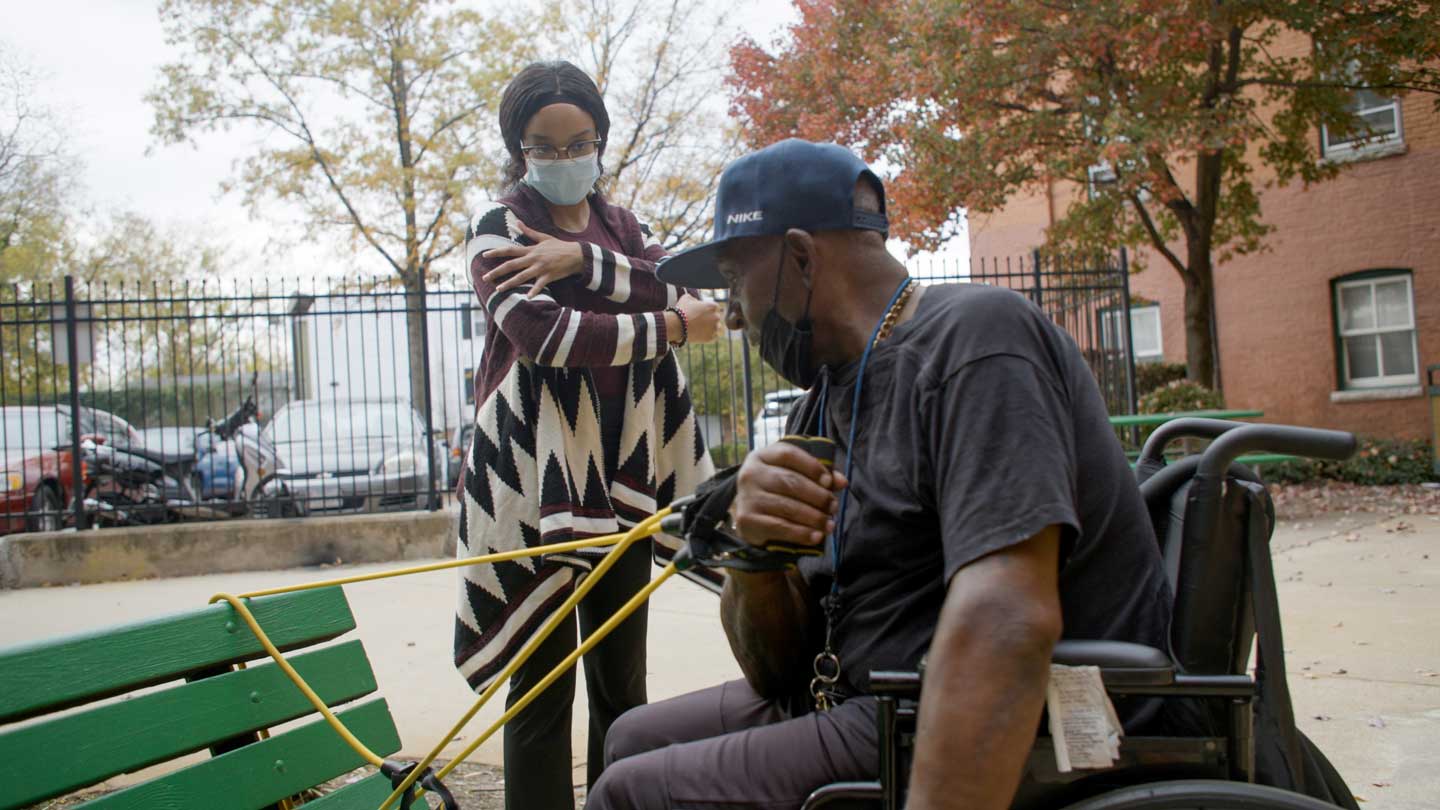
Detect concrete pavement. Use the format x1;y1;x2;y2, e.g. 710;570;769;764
1272;510;1440;810
0;512;1435;806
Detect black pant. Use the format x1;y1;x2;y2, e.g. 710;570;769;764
588;680;879;810
504;539;651;810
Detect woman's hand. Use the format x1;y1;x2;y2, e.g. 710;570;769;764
482;221;584;298
678;294;724;344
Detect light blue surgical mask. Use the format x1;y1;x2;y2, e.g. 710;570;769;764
524;154;601;206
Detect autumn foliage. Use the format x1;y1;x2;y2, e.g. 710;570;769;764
728;0;1440;385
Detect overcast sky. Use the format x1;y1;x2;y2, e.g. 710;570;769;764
4;1;964;282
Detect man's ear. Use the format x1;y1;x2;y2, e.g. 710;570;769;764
783;228;817;288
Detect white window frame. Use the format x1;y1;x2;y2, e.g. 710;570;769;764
1321;90;1404;159
1335;273;1419;389
1102;304;1164;363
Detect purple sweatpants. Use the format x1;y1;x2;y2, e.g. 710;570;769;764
587;679;879;810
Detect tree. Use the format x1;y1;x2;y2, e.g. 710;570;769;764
729;0;1440;386
543;0;743;249
148;0;533;409
0;46;76;282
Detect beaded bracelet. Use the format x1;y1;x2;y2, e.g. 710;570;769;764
666;305;689;348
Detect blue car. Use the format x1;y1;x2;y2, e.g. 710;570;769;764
138;427;240;500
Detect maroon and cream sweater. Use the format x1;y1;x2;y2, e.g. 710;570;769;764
454;185;714;691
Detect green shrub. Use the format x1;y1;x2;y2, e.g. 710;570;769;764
1135;362;1188;397
1126;380;1226;450
1265;437;1436;485
1138;379;1226;415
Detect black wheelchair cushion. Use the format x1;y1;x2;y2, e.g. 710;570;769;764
1052;640;1174;688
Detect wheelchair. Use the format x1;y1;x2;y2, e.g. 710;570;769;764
793;418;1363;810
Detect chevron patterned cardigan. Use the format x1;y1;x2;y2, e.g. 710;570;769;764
454;186;715;691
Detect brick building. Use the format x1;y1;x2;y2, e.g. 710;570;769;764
969;51;1439;440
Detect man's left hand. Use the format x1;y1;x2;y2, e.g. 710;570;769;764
482;221;584;297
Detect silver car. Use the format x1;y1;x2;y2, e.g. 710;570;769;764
750;389;807;449
262;400;439;514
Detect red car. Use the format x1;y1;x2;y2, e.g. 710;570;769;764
0;405;143;535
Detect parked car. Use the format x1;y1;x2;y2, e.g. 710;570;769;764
138;427;241;501
262;399;441;515
447;422;475;489
0;405;146;534
750;389;807;449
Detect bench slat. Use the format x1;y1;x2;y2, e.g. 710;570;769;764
302;772;432;810
0;640;378;810
76;699;402;810
0;587;355;723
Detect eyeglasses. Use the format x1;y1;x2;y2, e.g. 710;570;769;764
520;139;603;161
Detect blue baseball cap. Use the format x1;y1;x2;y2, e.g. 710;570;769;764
656;139;888;288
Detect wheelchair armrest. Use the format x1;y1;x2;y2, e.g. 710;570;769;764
1052;640;1175;688
868;641;1176;700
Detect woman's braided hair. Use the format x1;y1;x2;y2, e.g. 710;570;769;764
498;60;611;191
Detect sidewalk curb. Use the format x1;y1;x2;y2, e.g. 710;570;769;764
0;510;460;589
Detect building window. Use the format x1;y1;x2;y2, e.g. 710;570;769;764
1322;88;1403;159
461;304;473;340
1334;271;1418;389
464;369;476;405
1102;304;1164;363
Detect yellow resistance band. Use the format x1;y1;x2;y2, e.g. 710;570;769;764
208;509;672;810
379;510;669;810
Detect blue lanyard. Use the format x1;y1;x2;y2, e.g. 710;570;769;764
820;276;912;598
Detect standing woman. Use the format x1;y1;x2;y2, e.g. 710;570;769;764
454;60;722;810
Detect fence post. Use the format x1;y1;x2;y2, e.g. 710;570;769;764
741;330;756;452
63;276;88;530
1030;249;1044;309
416;270;439;511
1119;248;1138;417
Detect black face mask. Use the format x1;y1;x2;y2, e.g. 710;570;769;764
759;244;819;389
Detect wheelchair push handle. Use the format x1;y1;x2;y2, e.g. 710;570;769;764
1138;417;1356;470
1138;417;1251;466
1197;423;1356;480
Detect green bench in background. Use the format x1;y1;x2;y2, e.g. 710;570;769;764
1108;409;1297;468
0;586;415;810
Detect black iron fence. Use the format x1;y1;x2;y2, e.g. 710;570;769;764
0;253;1133;534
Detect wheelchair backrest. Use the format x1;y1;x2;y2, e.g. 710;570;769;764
1138;454;1272;676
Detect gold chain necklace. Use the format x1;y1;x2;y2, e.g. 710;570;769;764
872;279;916;348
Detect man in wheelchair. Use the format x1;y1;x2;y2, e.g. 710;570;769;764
588;140;1358;810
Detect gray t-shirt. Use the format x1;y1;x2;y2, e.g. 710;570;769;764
790;283;1171;724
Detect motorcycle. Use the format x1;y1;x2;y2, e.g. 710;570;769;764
136;376;297;521
75;438;170;526
209;389;301;519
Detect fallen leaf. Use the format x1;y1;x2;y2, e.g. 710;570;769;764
1368;717;1386;729
1333;668;1348;675
1372;782;1391;788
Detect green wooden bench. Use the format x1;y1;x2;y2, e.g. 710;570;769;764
0;586;416;810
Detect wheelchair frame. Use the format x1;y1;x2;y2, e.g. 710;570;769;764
799;419;1359;810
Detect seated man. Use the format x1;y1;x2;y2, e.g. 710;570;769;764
586;140;1173;810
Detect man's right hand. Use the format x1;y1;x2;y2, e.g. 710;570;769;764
731;441;848;549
